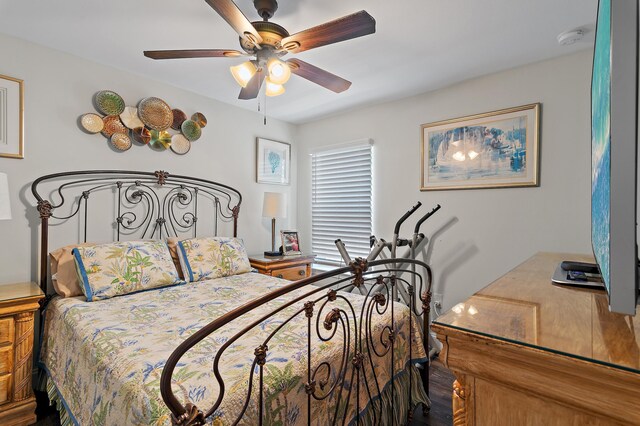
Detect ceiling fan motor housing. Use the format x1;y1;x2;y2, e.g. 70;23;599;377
240;21;289;52
254;0;278;20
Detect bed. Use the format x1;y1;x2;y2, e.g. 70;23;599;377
32;170;433;425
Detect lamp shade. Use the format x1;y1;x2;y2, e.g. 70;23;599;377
265;78;285;97
267;58;291;85
0;173;11;220
230;61;257;88
262;192;286;218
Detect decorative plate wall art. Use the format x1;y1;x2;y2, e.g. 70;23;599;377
101;115;128;137
150;130;172;150
138;97;173;130
181;120;201;142
132;126;151;144
119;106;144;129
192;112;207;128
80;113;104;134
95;90;125;115
79;90;208;155
171;109;187;130
110;133;132;151
171;134;191;155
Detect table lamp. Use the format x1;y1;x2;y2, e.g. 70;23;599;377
0;173;11;221
262;192;286;256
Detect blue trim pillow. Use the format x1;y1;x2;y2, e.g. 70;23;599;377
72;240;184;301
177;237;251;282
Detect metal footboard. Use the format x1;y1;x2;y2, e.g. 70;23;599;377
161;258;432;425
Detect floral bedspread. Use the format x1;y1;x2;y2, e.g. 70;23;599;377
41;272;427;425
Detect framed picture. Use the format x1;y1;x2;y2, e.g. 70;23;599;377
256;138;290;185
420;103;540;190
280;230;301;256
0;74;24;159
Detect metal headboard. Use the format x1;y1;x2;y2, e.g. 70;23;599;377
31;170;242;296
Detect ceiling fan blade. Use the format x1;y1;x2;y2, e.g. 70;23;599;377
238;69;265;100
144;49;245;60
205;0;263;47
287;59;352;93
280;10;375;53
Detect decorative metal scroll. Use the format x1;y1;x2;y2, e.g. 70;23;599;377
161;257;432;425
31;170;242;295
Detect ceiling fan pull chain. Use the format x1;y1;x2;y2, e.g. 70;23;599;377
264;91;268;125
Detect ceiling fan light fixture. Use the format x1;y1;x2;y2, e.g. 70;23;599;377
265;78;285;97
267;58;291;85
230;61;258;88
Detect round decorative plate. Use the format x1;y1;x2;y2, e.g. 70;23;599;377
111;133;132;151
132;127;151;144
80;113;104;133
102;115;128;137
191;112;207;128
138;97;173;130
181;120;202;141
95;90;125;115
150;130;171;150
171;109;187;130
171;134;191;155
119;106;144;129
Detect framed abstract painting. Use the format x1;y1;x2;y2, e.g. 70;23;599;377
256;138;290;185
421;103;540;190
0;74;24;159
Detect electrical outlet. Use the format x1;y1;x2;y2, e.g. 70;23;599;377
433;293;443;310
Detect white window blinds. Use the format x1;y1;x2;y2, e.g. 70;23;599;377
311;141;373;265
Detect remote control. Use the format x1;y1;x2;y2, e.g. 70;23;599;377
567;271;588;282
560;261;600;274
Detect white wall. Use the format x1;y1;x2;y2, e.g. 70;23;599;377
0;32;595;307
0;33;297;284
296;50;593;310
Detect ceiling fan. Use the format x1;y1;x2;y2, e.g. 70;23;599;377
143;0;375;99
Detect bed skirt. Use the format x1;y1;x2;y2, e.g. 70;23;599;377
44;374;74;426
349;363;430;426
41;363;429;426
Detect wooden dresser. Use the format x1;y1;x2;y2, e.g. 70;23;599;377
432;252;640;426
0;282;44;426
249;254;316;280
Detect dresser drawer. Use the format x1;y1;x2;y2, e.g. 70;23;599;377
273;265;308;280
0;374;9;405
0;318;13;346
0;348;11;375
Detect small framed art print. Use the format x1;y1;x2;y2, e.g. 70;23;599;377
0;74;24;159
257;138;290;185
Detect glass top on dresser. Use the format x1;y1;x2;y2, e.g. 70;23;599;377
0;282;44;302
433;252;640;374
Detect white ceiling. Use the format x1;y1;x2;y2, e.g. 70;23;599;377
0;0;596;124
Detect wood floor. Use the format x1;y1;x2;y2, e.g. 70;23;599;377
411;360;454;425
34;360;455;425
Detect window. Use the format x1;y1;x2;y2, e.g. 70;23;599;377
311;140;373;265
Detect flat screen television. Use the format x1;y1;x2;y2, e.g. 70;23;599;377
591;0;639;315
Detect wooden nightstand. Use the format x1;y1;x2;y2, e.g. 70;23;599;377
0;282;44;426
249;254;316;280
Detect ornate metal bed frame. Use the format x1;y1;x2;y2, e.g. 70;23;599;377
32;170;432;425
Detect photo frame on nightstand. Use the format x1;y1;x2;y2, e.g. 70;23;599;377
280;230;301;256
